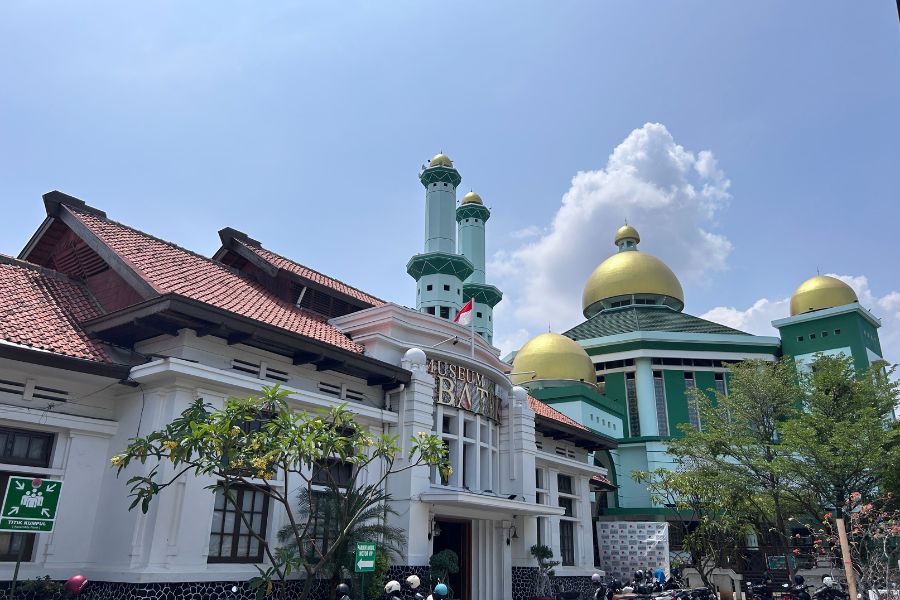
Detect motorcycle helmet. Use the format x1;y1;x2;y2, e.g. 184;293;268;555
823;577;834;587
794;575;805;585
385;580;401;595
433;583;449;600
593;573;603;583
634;570;645;583
622;586;635;594
407;575;421;589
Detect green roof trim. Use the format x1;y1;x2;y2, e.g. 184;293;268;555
566;305;748;340
419;165;462;187
406;252;474;280
456;203;491;222
463;282;502;307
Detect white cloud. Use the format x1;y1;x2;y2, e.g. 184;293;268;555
508;225;543;240
490;122;733;355
700;274;900;372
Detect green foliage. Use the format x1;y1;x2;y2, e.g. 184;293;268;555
16;575;64;598
111;385;447;600
530;544;559;596
365;551;392;598
780;356;900;521
429;548;459;584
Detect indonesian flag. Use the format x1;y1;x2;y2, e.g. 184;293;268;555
454;299;474;326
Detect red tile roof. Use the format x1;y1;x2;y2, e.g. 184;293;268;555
591;474;615;488
528;396;590;432
236;240;384;307
0;256;109;362
65;207;363;354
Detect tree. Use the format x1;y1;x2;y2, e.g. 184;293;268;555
668;358;803;578
278;487;406;599
635;464;753;592
813;495;900;599
780;355;900;523
111;385;447;600
530;544;559;598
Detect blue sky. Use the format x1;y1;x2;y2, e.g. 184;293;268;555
1;2;898;359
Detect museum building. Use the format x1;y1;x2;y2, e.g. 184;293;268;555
0;154;614;600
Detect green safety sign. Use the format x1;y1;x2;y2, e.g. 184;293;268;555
354;541;376;572
0;477;63;533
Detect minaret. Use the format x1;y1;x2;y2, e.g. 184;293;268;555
457;191;502;343
407;154;473;320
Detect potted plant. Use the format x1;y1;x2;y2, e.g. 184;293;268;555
429;549;459;596
530;544;559;600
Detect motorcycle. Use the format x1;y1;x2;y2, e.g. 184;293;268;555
812;577;850;600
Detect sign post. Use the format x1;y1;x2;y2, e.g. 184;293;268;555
0;477;64;598
355;541;376;600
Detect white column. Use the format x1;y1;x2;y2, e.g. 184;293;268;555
635;358;658;436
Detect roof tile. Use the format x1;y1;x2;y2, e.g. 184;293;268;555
66;208;363;354
0;257;109;362
528;396;590;432
565;305;747;340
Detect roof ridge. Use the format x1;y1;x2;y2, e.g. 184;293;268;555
240;239;385;304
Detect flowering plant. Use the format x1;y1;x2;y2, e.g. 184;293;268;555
812;494;900;599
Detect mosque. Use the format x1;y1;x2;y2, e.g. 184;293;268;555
509;217;886;580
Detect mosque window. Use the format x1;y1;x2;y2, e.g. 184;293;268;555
427;284;433;291
426;307;435;315
684;373;701;431
457;289;460;295
653;371;669;437
477;312;482;318
810;333;817;340
440;306;450;319
625;372;640;437
797;336;804;342
822;331;828;337
443;183;448;187
834;329;841;335
443;284;450;291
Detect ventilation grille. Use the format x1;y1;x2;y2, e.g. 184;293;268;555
345;389;366;403
32;385;69;402
231;359;261;377
535;440;543;451
555;446;577;459
49;239;109;279
265;366;290;383
0;379;25;396
318;382;342;398
231;359;292;383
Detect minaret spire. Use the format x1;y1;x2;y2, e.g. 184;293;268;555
456;190;502;343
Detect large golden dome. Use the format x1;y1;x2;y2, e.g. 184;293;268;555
510;333;596;387
582;227;684;317
790;275;858;316
462;191;483;205
429;153;453;168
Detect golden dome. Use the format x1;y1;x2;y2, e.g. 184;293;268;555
790;275;858;316
510;333;596;386
614;224;640;244
582;251;684;317
429;153;453;168
462;191;483;205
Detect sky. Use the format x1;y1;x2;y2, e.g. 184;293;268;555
1;2;898;364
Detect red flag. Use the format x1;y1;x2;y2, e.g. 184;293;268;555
454;299;474;325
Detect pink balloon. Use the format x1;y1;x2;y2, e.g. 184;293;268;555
65;575;88;596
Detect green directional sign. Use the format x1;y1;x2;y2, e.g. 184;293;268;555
0;477;63;533
354;541;376;573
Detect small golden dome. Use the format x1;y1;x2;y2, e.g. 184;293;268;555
582;251;684;317
511;333;596;386
462;191;483;205
614;224;640;245
790;275;858;316
429;153;453;168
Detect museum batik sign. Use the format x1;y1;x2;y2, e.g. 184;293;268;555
597;521;670;580
426;358;503;423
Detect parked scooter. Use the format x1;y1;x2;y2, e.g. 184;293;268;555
813;577;850;600
783;575;814;600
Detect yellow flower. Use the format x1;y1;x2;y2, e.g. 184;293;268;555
162;440;178;450
110;455;124;467
230;426;241;437
251;457;267;469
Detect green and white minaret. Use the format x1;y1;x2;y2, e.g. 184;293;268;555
457;191;502;343
407;154;474;321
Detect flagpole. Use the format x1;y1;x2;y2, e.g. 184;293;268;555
471;317;475;358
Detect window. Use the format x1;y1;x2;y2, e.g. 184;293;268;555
208;485;270;563
559;520;575;566
797;336;804;342
443;284;450;291
311;459;353;488
625;372;640;437
536;516;545;547
653;371;669;436
822;331;828;338
810;333;817;340
426;306;435;315
457;289;460;295
0;427;54;467
596;375;606;395
558;496;574;517
439;306;450;319
426;284;433;291
834;329;841;335
0;427;54;562
558;474;573;494
476;312;482;318
685;372;700;430
535;468;544;489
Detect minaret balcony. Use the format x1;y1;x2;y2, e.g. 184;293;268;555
419;165;462;187
406;252;474;281
455;203;491;222
463;283;503;308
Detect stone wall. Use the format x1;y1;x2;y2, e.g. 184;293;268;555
511;566;597;600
